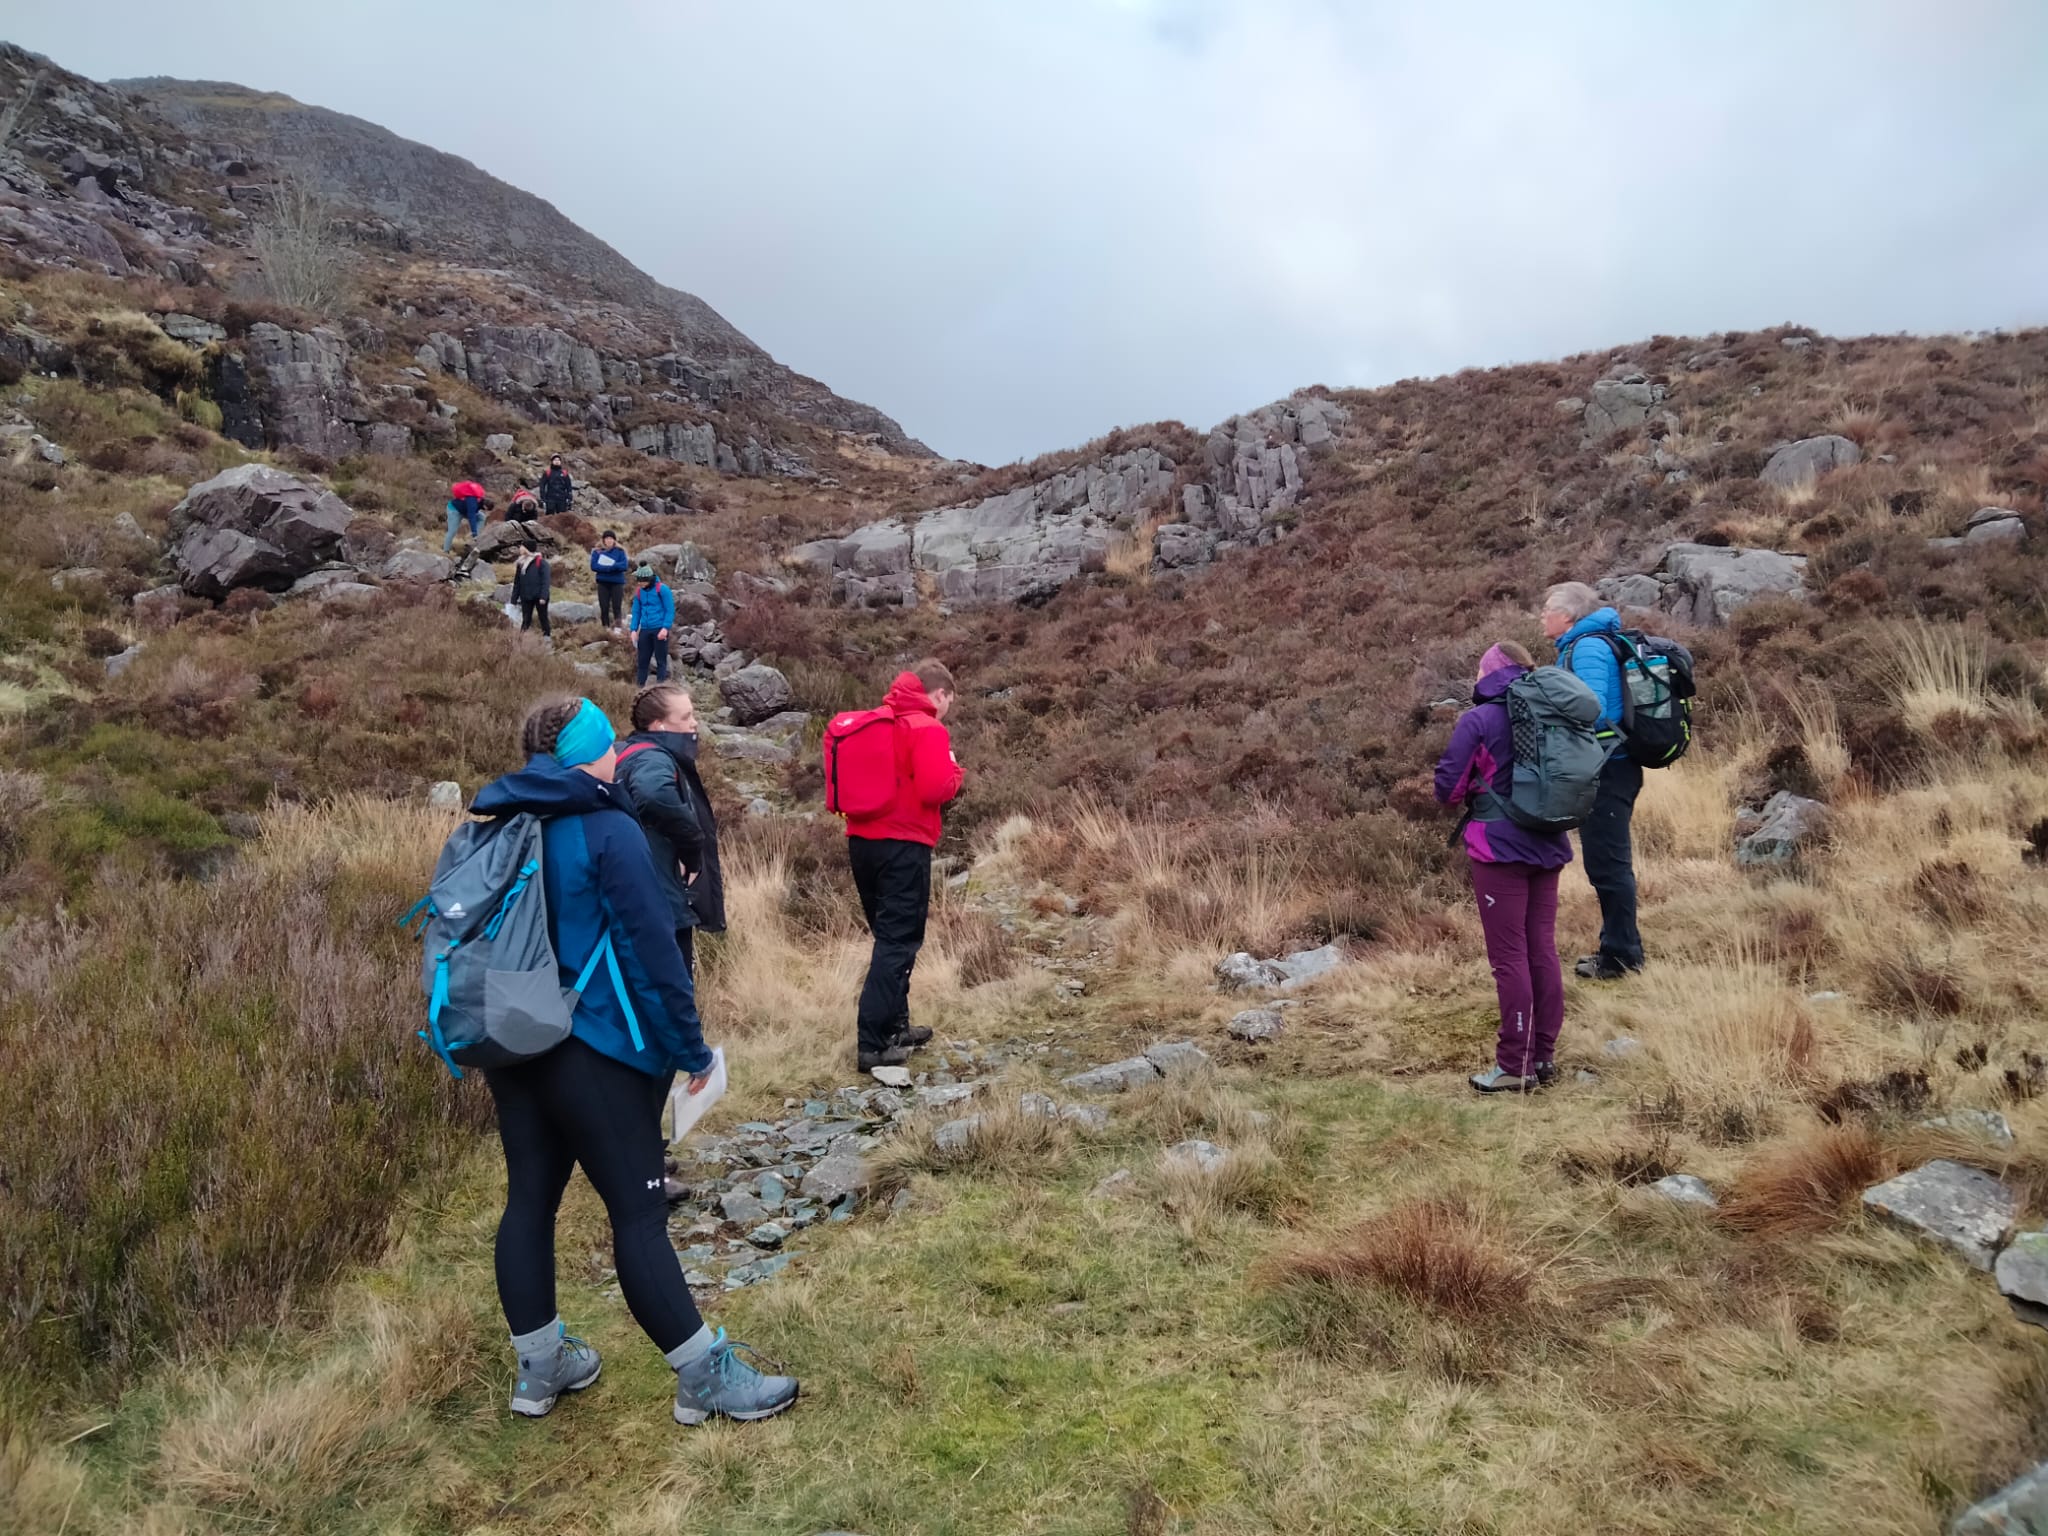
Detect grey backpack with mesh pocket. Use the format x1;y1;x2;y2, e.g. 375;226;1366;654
1493;666;1610;833
400;812;622;1077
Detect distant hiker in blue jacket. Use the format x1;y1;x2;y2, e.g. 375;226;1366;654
629;565;675;686
469;696;798;1429
1543;582;1642;980
591;531;631;631
1435;641;1573;1094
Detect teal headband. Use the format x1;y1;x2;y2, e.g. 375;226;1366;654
552;698;616;769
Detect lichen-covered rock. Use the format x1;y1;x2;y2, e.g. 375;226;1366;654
1996;1231;2048;1308
379;549;453;583
1583;375;1663;438
170;464;354;598
1860;1159;2016;1271
1164;1139;1230;1174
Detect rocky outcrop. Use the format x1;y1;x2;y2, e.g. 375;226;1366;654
1930;506;2028;550
169;464;354;597
1760;434;1861;491
1658;544;1808;626
216;323;411;459
1583;372;1665;438
792;395;1347;610
1860;1160;2016;1271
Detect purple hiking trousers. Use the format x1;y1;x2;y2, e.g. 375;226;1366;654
1470;860;1565;1076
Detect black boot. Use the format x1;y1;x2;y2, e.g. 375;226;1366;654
857;1043;912;1072
893;1024;933;1050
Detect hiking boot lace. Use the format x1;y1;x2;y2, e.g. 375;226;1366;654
708;1329;782;1386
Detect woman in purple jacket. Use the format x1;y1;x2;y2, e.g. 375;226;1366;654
1434;641;1575;1093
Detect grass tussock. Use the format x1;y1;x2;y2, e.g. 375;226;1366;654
1258;1197;1545;1375
871;1092;1074;1186
1719;1124;1892;1237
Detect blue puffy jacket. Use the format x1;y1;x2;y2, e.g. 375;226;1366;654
630;580;675;633
470;754;710;1078
1557;607;1626;733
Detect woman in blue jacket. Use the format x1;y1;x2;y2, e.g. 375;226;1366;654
469;696;798;1427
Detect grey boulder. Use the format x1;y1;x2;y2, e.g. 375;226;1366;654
1143;1040;1211;1076
1062;1057;1163;1094
1995;1231;2048;1308
425;781;463;812
1659;543;1808;626
1228;1008;1286;1042
1759;434;1861;491
1583;376;1662;438
720;664;794;726
170;464;354;598
1164;1139;1231;1174
1733;792;1829;868
379;550;453;583
1860;1159;2017;1271
1651;1174;1719;1209
1953;1460;2048;1536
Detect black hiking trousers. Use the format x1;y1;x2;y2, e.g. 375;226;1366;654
485;1037;702;1353
1580;752;1644;970
849;836;931;1055
519;598;551;637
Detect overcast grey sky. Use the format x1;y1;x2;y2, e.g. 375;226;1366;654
12;0;2048;462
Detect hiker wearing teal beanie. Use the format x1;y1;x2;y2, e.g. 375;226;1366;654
466;696;800;1429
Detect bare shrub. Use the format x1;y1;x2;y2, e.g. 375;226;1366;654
249;178;352;315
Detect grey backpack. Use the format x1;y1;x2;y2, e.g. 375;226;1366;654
1489;666;1610;833
399;813;631;1078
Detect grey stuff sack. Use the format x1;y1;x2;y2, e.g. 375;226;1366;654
400;812;588;1078
1500;666;1610;833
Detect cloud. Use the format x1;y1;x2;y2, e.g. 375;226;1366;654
10;0;2048;462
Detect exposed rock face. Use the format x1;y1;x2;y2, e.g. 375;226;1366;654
794;395;1347;609
1658;543;1809;626
1760;434;1862;491
1217;944;1345;992
471;519;563;558
1733;792;1829;868
1931;507;2028;550
636;542;716;584
170;464;354;597
379;550;453;583
231;323;412;458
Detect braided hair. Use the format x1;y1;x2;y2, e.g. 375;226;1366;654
520;696;582;758
630;683;690;734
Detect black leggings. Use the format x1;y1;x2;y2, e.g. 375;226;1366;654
597;584;624;627
485;1037;702;1351
519;598;551;637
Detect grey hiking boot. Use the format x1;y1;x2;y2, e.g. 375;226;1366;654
1470;1065;1532;1095
674;1328;799;1425
510;1326;602;1417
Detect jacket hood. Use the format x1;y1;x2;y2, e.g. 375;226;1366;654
473;753;619;818
630;729;699;764
1472;663;1528;704
1561;606;1622;644
882;671;939;716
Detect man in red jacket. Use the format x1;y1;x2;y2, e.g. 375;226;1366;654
847;659;963;1072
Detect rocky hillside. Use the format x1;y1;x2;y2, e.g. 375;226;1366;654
0;42;926;477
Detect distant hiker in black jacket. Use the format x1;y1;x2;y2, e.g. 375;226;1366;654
539;455;574;516
513;547;552;637
614;683;724;976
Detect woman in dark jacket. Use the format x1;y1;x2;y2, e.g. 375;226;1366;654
613;684;724;974
469;697;795;1427
1434;642;1575;1094
512;547;552;637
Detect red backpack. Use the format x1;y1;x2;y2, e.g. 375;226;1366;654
822;706;900;817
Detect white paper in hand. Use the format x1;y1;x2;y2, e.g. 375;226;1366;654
668;1046;727;1145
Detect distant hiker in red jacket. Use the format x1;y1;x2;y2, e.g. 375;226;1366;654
446;478;489;550
845;660;963;1072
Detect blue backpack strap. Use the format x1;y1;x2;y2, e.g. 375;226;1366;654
420;942;464;1078
569;931;645;1054
482;860;539;940
396;896;433;932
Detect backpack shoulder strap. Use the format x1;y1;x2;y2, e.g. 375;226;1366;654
1584;631;1638;734
614;742;658;764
